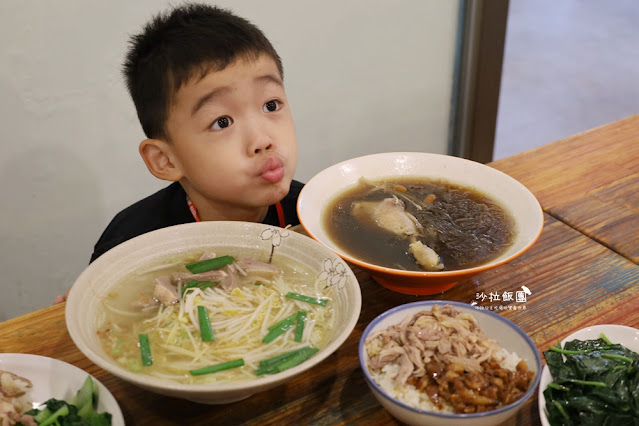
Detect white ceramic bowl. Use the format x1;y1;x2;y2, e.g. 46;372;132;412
298;152;543;295
0;353;124;425
538;324;639;426
359;301;541;426
66;221;361;404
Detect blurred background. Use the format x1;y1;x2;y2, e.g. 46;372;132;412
1;0;638;320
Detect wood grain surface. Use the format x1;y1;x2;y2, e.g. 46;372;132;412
491;113;639;264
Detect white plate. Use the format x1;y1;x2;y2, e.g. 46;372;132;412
538;324;639;426
0;353;124;425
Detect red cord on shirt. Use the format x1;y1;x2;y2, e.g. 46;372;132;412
186;196;285;227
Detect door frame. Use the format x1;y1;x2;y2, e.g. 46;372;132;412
450;0;509;163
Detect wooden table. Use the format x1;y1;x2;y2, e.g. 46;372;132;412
2;114;639;425
490;113;639;264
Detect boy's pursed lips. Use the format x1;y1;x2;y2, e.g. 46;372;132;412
259;156;285;184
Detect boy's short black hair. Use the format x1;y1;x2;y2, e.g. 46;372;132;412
123;3;283;140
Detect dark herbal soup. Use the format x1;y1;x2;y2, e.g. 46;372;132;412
323;177;516;271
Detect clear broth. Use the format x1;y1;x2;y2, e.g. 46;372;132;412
96;249;335;384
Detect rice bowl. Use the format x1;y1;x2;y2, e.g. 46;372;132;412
359;301;541;426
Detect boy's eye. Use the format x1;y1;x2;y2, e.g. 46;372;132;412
211;116;233;130
263;100;282;113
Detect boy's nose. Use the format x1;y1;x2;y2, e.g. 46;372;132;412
246;122;274;155
250;141;273;155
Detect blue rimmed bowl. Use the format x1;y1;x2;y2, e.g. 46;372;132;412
359;300;541;426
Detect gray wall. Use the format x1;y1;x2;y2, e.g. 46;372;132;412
0;0;459;320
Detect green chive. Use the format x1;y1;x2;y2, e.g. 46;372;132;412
185;255;235;274
263;317;296;343
255;346;318;375
181;280;216;297
268;313;299;332
258;346;313;368
197;306;215;342
294;310;307;342
285;292;328;306
254;365;279;376
274;347;319;372
255;281;264;286
189;358;245;376
139;333;153;366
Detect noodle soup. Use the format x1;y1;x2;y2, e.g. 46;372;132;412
96;249;335;384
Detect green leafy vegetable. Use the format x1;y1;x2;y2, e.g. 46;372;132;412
185;255;235;274
25;376;112;425
71;375;95;416
543;333;639;425
39;403;69;426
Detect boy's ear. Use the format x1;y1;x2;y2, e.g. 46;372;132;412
139;139;184;182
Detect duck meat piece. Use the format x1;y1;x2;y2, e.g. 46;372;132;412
219;266;240;290
409;240;444;271
351;198;421;237
369;345;404;369
234;258;280;276
352;197;444;270
172;269;226;282
0;399;21;426
0;371;32;398
198;251;217;261
396;352;414;384
153;276;179;306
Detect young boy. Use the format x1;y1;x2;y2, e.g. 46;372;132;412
90;3;301;263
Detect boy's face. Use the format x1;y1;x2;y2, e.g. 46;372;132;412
162;54;298;216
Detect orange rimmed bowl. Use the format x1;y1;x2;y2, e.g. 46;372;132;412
297;152;544;295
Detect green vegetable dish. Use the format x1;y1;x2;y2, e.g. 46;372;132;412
543;333;639;425
24;376;111;426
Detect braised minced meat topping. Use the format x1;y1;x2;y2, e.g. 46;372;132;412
365;304;534;414
409;358;533;413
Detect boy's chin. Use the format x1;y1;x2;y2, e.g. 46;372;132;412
261;181;291;205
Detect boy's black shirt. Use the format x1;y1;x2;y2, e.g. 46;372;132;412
90;180;304;263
